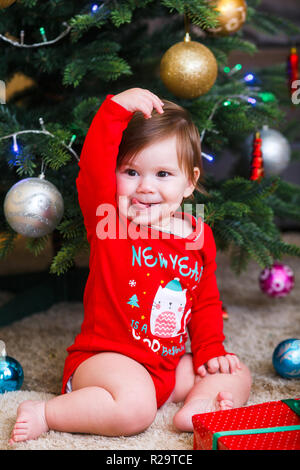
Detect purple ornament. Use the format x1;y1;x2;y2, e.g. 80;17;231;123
259;262;295;298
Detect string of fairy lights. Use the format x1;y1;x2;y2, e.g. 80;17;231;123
0;120;79;160
0;22;71;48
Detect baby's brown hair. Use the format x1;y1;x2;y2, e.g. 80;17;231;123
117;99;206;199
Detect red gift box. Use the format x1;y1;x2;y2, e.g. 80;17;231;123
192;399;300;450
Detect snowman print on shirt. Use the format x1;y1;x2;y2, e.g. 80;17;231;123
150;278;190;338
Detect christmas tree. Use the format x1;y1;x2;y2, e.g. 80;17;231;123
0;0;300;323
127;295;140;308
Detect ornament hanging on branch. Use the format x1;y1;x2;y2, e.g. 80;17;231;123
250;131;264;182
160;15;218;99
4;173;64;238
287;46;299;100
208;0;247;36
0;0;15;8
244;125;291;176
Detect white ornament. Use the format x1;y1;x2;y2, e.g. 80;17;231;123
245;125;291;176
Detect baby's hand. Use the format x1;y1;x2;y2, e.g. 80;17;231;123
111;88;164;119
197;354;241;377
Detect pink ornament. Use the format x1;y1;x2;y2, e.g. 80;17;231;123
259;262;295;298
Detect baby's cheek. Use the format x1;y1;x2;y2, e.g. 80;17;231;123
116;177;130;196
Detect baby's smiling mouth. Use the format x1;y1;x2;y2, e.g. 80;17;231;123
131;198;160;209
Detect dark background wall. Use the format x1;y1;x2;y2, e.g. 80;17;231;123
248;0;300;46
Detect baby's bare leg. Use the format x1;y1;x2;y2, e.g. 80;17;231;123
9;352;157;443
173;361;251;432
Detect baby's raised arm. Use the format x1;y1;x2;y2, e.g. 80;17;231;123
112;88;164;118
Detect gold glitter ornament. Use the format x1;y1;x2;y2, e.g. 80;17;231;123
0;0;16;8
160;33;218;99
209;0;247;35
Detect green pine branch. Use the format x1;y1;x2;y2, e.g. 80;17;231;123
40;132;72;171
69;8;110;42
109;0;155;27
161;0;219;29
57;218;86;241
206;36;257;62
63;40;132;87
0;106;19;135
49;238;89;275
267;180;300;222
0;228;18;260
25;235;50;256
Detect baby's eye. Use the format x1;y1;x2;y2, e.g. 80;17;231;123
125;169;138;176
157;171;170;177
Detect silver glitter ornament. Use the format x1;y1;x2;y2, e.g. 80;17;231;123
244;125;291;176
3;174;64;237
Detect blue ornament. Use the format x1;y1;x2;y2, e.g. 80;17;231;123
0;340;24;393
272;338;300;379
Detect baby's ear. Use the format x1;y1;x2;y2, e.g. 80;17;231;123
193;167;200;183
183;167;200;198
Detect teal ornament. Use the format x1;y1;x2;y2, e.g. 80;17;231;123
0;340;24;393
272;338;300;379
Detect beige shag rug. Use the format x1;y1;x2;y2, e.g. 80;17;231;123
0;233;299;450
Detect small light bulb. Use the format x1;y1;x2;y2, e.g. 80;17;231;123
39;27;48;42
12;136;19;153
202;152;215;162
244;73;254;82
247;97;257;105
91;4;99;13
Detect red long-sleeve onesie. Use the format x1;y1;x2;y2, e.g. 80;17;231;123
61;95;229;407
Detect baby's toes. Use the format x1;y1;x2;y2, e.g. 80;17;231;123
12;431;27;442
216;391;234;410
219;399;234;410
10;424;28;443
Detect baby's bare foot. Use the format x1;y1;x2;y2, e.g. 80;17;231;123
9;400;49;445
173;391;234;432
